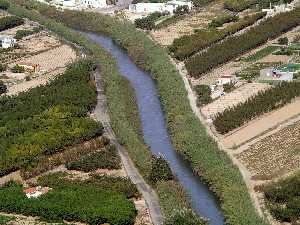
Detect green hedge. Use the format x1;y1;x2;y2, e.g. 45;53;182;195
7;2;268;224
0;60;102;176
170;12;265;60
0;15;23;31
185;8;300;77
0;182;136;225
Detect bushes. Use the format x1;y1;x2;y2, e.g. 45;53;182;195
134;12;162;30
0;0;9;10
194;84;212;106
66;145;121;172
209;14;239;28
0;63;7;72
170;12;265;60
185;8;300;77
224;0;256;12
213;82;300;134
263;171;300;223
174;5;189;16
14;26;42;40
0;16;23;32
11;64;25;73
0;182;136;225
0;60;102;176
148;156;173;185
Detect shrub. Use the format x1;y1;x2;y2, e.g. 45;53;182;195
166;208;207;225
0;81;7;95
209;14;239;28
148;156;173;185
0;0;9;10
185;8;300;77
223;82;235;93
11;64;25;73
15;26;42;40
194;84;212;106
278;37;289;45
0;63;6;72
263;171;300;223
134;12;162;30
66;145;121;172
174;5;189;16
213;82;300;134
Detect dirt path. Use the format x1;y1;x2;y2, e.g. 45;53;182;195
171;57;264;217
92;65;163;225
221;97;300;149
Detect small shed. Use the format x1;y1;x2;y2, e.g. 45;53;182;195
217;75;237;86
23;186;51;199
0;36;16;49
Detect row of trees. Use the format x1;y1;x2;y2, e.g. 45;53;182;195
224;0;293;12
0;60;102;176
170;12;265;60
185;8;300;78
213;82;300;134
0;15;23;32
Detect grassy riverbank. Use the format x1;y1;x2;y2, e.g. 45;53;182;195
16;7;271;225
5;1;205;224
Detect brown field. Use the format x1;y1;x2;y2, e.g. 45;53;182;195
236;120;300;180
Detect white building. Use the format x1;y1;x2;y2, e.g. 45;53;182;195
0;36;16;49
23;186;51;199
129;0;192;14
262;3;294;17
80;0;107;8
217;75;237;86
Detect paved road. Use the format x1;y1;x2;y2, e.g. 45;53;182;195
92;64;164;225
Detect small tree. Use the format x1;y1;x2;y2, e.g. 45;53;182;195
174;5;189;16
0;81;7;94
194;84;212;106
0;63;6;72
11;65;25;73
135;17;155;30
278;37;289;45
148;155;173;185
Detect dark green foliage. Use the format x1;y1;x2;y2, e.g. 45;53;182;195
14;26;42;40
185;8;300;77
66;145;121;171
148;156;173;185
263;172;300;223
174;5;189;16
11;64;25;73
0;16;23;32
209;14;239;28
135;12;162;30
38;172;140;199
278;37;289;45
244;46;279;62
194;84;212;106
224;0;293;12
273;47;293;56
0;81;7;95
0;60;101;176
170;12;265;60
0;64;6;72
213;82;300;134
223;82;235;93
0;182;136;225
0;215;15;224
0;0;9;10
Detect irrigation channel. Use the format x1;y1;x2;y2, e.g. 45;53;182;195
85;32;225;225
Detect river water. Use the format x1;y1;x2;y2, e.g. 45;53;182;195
85;32;225;225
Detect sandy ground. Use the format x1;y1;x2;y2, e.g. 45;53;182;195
150;1;224;46
201;82;271;119
221;97;300;148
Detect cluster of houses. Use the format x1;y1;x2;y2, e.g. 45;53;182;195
37;0;107;9
129;0;193;14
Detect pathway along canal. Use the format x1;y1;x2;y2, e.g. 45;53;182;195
86;33;225;225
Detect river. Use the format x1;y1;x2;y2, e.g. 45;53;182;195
85;32;225;225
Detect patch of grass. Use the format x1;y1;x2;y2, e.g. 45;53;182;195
0;215;15;225
244;46;279;62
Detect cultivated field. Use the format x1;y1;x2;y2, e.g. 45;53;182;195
236;119;300;180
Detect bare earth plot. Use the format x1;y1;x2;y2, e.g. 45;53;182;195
221;97;300;148
236;120;300;181
201;83;271;119
150;1;224;46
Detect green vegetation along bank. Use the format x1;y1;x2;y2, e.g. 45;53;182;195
5;1;205;224
0;60;102;176
7;2;271;225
